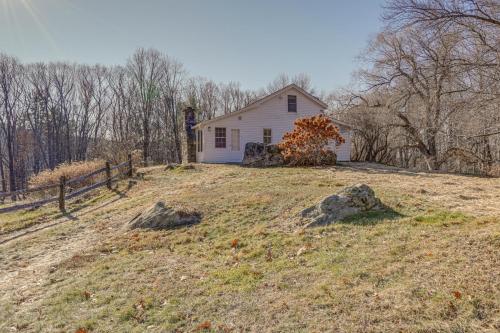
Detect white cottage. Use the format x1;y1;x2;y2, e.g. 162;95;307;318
186;84;352;164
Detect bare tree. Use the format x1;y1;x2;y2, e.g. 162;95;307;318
266;73;315;93
385;0;500;28
127;48;165;164
0;54;24;196
160;57;184;162
339;0;500;174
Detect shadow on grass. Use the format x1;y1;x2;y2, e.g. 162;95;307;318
0;182;135;245
337;207;404;226
336;162;493;179
61;211;78;221
112;187;129;199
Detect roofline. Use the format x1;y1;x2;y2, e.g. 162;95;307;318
328;117;353;129
193;84;329;129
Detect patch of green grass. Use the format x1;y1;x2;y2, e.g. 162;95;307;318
414;211;469;225
208;264;265;292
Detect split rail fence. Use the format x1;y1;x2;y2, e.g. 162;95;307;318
0;154;133;214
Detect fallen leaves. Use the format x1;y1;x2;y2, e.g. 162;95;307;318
195;320;211;331
231;239;239;248
75;328;88;333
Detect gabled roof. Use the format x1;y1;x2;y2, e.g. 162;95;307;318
193;84;329;129
328;117;353;129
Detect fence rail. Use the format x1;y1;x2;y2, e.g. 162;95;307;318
0;182;60;199
0;154;133;214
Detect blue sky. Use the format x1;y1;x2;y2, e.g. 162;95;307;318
0;0;384;91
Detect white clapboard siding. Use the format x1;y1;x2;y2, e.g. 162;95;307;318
327;127;352;162
196;86;352;163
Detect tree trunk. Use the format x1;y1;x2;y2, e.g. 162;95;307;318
0;143;6;194
143;117;150;166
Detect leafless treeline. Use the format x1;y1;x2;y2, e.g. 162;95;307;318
0;46;317;194
333;0;499;174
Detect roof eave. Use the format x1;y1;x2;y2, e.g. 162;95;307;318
192;83;329;128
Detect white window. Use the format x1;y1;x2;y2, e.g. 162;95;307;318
288;95;297;112
263;128;272;145
197;130;203;152
231;129;240;151
215;127;226;148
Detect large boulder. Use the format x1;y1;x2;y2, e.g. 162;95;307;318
301;184;383;227
242;142;284;167
318;150;337;166
164;163;195;171
127;201;201;230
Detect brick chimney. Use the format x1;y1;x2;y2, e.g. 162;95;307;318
182;107;197;163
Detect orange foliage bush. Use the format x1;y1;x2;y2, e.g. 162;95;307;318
279;115;345;166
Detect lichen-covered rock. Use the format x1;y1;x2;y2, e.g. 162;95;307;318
317;150;337;165
127;201;201;230
164;163;180;170
242;142;284;167
301;184;383;227
164;163;195;171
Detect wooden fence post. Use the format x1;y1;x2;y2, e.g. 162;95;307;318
127;153;133;177
105;161;112;190
59;176;66;212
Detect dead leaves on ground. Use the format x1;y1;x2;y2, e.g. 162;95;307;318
452;290;462;300
230;239;238;248
195;320;211;331
195;321;235;332
75;328;88;333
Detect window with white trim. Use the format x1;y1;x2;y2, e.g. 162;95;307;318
288;95;297;112
215;127;226;148
197;130;203;152
263;128;272;145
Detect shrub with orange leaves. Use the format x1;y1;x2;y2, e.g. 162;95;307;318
278;115;345;166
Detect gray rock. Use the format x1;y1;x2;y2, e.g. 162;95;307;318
242;142;284;167
302;184;383;227
127;201;201;230
164;163;195;171
317;150;337;166
164;163;180;170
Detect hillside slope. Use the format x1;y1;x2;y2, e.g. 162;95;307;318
1;163;499;332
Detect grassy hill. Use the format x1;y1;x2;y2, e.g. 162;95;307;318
1;163;499;332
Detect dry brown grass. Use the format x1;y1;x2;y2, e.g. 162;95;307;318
489;163;500;177
29;159;106;190
0;163;498;332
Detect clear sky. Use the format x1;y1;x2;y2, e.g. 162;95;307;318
0;0;384;91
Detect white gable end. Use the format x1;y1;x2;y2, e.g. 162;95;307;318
194;86;352;163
